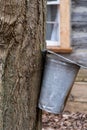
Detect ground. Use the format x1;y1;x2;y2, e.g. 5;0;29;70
42;111;87;130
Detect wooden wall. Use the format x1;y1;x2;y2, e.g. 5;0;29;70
65;69;87;113
64;0;87;113
72;0;87;50
62;0;87;68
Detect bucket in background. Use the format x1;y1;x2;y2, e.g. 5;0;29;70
38;50;80;114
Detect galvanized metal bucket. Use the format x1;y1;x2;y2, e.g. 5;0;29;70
38;50;80;114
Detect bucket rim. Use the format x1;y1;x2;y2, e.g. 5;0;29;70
45;50;87;68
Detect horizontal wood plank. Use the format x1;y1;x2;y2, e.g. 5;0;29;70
65;82;87;113
72;0;87;7
65;102;87;113
68;82;87;102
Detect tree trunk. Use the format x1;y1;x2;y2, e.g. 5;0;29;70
0;0;46;130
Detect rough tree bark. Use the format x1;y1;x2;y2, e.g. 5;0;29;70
0;0;46;130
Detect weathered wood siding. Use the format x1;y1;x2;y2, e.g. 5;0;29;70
72;0;87;49
63;0;87;67
65;0;87;113
76;69;87;82
65;82;87;113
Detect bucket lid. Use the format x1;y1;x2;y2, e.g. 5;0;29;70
43;50;87;68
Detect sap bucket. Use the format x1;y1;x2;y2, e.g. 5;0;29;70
38;50;80;114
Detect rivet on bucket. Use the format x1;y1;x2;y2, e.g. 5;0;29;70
38;50;80;114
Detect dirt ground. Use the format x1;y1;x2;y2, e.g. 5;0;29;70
42;111;87;130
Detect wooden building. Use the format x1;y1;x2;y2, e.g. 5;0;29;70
46;0;87;113
65;0;87;113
